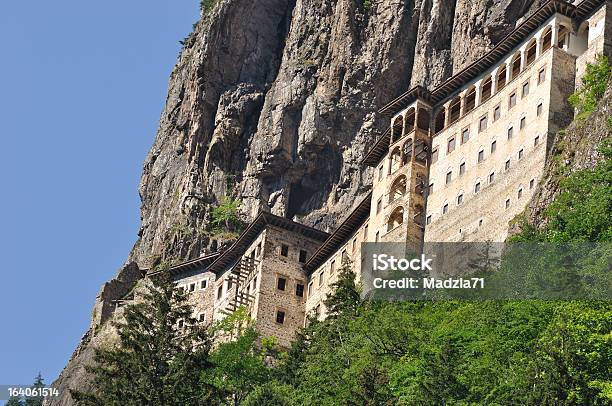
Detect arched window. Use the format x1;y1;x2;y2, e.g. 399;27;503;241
389;175;407;203
496;64;507;92
525;39;537;66
464;86;476;113
387;206;404;232
405;108;416;133
417;108;430;131
449;96;461;124
389;147;402;173
481;76;492;103
391;116;404;143
541;26;552;52
434;107;446;134
511;52;521;80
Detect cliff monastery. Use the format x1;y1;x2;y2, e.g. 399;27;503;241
138;0;611;347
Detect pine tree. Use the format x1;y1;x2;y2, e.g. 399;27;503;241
71;269;216;406
6;396;23;406
25;373;44;406
323;261;362;318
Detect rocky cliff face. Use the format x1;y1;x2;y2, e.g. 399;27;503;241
48;0;550;404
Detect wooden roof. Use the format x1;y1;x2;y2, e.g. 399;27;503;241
303;192;372;274
147;252;222;278
366;0;604;167
207;211;329;275
379;0;580;117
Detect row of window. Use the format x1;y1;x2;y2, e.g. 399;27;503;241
279;243;309;263
434;134;539;193
431;66;545;163
177;312;207;329
177;278;209;294
428;177;536;223
276;275;305;298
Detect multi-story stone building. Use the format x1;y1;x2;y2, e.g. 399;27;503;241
158;0;611;345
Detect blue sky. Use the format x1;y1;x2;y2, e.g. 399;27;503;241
0;0;199;392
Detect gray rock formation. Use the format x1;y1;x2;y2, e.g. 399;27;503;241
46;1;560;404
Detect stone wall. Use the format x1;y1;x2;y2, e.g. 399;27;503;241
425;46;575;243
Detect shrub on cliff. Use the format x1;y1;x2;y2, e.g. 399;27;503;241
569;55;611;119
211;196;243;235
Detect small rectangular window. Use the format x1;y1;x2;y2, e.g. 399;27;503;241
276;310;286;324
352;238;357;252
447;137;456;153
280;244;289;257
189;283;196;292
364;224;368;239
509;92;517;108
296;283;305;297
446;171;452;184
530;179;535;189
518;188;523;199
277;276;286;291
508;127;514;140
375;231;380;242
319;271;324;286
217;285;223;300
478;116;487;132
378;165;384;181
198;313;206;323
505;199;511;209
474;182;481;193
457;194;463;205
461;128;470;144
299;249;308;263
538;68;546;84
520;117;526;130
308;281;313;297
518;149;524;160
478;150;484;163
459;162;466;175
442;203;449;214
505;159;511;170
522;81;529;97
489;172;495;183
200;280;208;289
534;136;540;146
341;250;348;264
537;103;543;116
426;215;432;225
491;140;497;153
330;260;336;274
430;148;438;165
493;105;501;121
376;198;382;214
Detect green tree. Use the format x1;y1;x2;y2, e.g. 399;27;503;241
211;196;242;233
206;309;271;405
25;373;44;406
71;269;216;406
323;261;361;318
6;397;24;406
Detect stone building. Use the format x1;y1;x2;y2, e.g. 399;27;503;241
162;0;611;343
